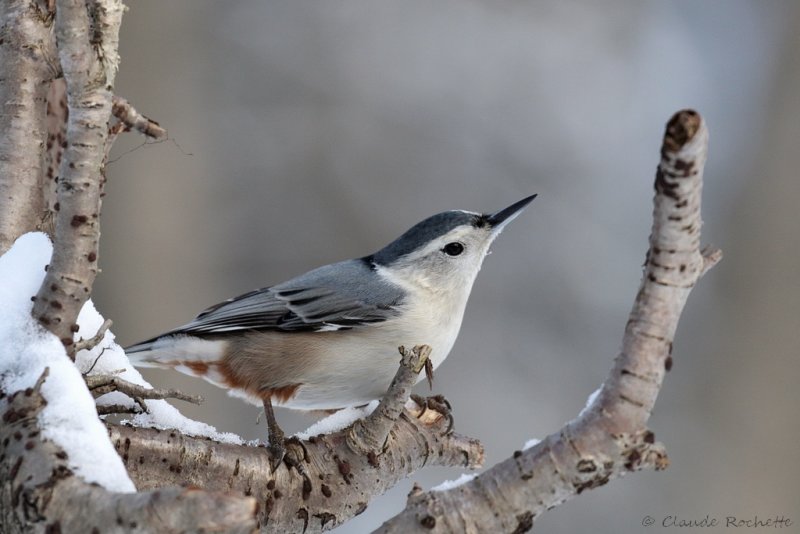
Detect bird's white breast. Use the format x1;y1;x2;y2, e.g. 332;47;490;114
277;269;471;410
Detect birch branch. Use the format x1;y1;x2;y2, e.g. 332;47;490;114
31;0;124;355
348;345;432;454
375;109;720;533
0;369;258;534
86;373;204;406
0;1;58;253
108;391;482;532
111;95;168;140
38;78;69;239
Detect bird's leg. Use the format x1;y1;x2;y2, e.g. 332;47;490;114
263;398;309;473
263;397;286;471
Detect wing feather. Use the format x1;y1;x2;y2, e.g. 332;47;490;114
170;259;404;335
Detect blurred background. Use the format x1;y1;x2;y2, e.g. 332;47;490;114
96;1;800;532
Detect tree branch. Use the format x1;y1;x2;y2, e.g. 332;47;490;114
108;392;482;532
374;109;720;533
31;0;124;355
0;1;58;253
111;95;168;140
37;78;69;240
0;368;258;534
347;345;432;454
86;373;204;407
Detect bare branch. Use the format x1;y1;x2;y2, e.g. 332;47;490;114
0;1;58;253
31;0;125;355
97;403;142;416
86;373;204;406
375;109;719;533
74;318;112;353
109;405;482;531
94;348;480;531
111;95;168;140
347;345;431;454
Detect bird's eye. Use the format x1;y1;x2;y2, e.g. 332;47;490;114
443;242;465;256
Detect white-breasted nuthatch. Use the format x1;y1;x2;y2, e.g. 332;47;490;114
126;195;535;465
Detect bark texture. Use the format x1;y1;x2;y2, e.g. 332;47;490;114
374;109;720;533
31;0;123;354
0;0;58;253
0;369;258;534
108;395;481;532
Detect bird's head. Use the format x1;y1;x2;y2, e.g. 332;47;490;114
369;195;536;295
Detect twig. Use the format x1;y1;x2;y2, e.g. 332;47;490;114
347;345;431;454
86;374;204;415
74;318;112;353
33;366;51;393
111;95;168;140
82;345;110;376
97;403;142;416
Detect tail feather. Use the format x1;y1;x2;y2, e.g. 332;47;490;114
124;334;227;368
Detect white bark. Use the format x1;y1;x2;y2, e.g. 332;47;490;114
30;0;123;353
0;0;58;253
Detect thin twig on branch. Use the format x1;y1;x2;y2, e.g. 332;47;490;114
86;373;204;410
375;109;720;533
111;96;168;140
74;318;113;353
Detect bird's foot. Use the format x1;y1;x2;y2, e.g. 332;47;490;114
409;393;454;434
283;437;308;469
267;436;309;473
268;437;286;472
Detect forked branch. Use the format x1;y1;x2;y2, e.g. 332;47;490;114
375;109;720;533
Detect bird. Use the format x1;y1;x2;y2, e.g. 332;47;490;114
126;194;536;467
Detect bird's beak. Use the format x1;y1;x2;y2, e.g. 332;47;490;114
487;194;537;233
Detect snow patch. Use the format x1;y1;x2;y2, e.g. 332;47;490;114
522;438;541;451
74;299;243;445
294;400;380;440
0;233;135;492
431;472;477;492
579;386;603;417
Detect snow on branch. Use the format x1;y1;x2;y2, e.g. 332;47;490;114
375;109;720;533
0;233;134;492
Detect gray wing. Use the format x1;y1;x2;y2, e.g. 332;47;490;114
171;258;405;335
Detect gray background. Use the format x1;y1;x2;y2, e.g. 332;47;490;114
96;1;800;532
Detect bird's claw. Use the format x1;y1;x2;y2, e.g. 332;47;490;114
283;437;308;469
410;393;454;434
268;439;286;472
268;436;308;473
